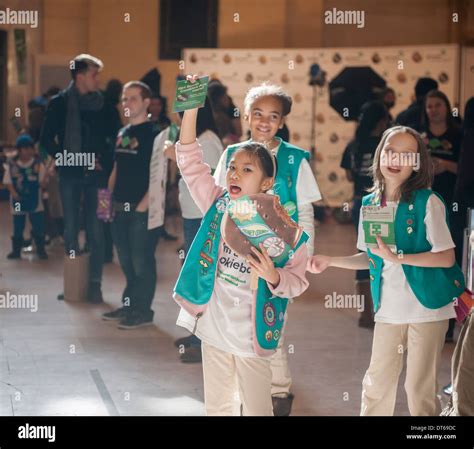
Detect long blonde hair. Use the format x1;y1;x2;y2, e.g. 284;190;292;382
369;126;433;203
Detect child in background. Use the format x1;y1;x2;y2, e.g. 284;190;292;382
173;75;309;415
4;134;48;260
308;126;466;416
213;82;321;415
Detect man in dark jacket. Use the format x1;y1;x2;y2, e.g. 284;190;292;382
40;54;117;303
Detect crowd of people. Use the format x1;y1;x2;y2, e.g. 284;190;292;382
1;54;473;416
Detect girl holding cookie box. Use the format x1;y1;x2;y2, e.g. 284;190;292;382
172;74;310;416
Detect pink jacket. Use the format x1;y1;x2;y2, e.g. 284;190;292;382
174;140;310;356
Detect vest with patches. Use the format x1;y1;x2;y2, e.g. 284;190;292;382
173;191;308;356
363;189;465;312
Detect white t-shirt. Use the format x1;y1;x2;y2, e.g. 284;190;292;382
3;158;45;214
178;130;224;219
357;194;456;324
213;142;322;206
176;238;257;358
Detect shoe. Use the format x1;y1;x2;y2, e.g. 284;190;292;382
179;345;202;363
33;234;48;259
88;283;104;304
174;335;196;348
57;293;65;301
272;393;294;416
443;383;453;395
102;307;130;321
7;237;23;259
445;335;454;343
117;311;154;329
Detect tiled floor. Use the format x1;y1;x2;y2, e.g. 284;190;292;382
0;202;455;415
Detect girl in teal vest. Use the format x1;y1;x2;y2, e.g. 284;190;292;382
212;82;321;414
173;75;309;415
307;126;466;416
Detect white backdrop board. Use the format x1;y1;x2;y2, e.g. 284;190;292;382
183;44;459;207
183;45;459;207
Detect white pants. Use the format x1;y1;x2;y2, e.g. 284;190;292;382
361;320;448;416
201;341;274;416
270;335;292;397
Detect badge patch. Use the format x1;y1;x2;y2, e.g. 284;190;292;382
264;302;276;326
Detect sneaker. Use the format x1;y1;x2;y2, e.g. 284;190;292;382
7;250;21;260
179;345;202;363
102;307;130;321
443;383;453;395
174;335;196;348
117;311;154;329
272;393;295;416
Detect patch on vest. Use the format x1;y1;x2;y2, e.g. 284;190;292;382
283;201;296;217
216;196;229;214
264;302;276;327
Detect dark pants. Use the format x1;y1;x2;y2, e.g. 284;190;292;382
59;175;104;285
183;217;202;346
13;212;45;238
112;210;161;314
352;197;370;281
183;217;202;255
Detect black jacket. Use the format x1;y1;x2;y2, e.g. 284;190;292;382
39;89;120;181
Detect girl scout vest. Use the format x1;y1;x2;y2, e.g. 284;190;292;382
9;157;41;212
225;137;310;223
173;191;308;357
363;189;465;312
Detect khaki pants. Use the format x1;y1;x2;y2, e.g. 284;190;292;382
201;341;273;416
452;311;474;416
361;320;448;416
270;335;292;397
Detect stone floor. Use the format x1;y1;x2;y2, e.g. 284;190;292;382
0;201;455;415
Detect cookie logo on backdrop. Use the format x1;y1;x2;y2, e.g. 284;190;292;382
412;52;422;63
438;72;449;84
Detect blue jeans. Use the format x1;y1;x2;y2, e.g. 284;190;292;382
13;212;45;238
112;210;161;314
59;175;104;285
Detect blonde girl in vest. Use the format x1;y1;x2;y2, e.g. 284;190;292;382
308;126;465;416
173;75;309;416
